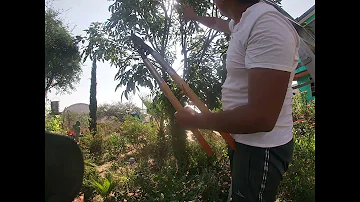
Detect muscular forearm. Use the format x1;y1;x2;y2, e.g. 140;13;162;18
193;16;231;34
194;105;275;134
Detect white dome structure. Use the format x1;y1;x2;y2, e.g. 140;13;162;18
63;103;90;114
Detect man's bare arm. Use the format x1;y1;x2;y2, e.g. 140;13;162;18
193;16;231;34
182;5;231;34
175;68;290;134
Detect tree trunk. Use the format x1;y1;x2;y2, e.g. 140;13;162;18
166;102;189;173
89;57;97;136
158;114;165;142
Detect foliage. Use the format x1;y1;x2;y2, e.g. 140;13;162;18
61;111;89;131
103;134;127;162
117;131;231;202
277;92;315;202
80;22;116;137
45;7;82;96
97;121;122;137
97;101;141;123
81;159;100;201
121;116;158;150
91;173;118;201
88;133;104;157
45;115;63;133
138;93;163;121
104;0;179;99
176;0;230;110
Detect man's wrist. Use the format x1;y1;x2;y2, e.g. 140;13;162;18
194;112;211;129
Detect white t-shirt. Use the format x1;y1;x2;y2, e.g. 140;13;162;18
222;2;300;148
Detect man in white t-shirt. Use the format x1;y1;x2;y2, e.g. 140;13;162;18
175;0;298;201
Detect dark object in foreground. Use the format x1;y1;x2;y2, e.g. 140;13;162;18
45;131;84;202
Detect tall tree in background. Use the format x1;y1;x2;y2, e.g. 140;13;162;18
81;22;114;136
45;7;82;98
89;56;98;136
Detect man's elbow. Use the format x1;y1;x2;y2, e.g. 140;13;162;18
254;115;277;132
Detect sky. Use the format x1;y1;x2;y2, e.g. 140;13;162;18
47;0;315;112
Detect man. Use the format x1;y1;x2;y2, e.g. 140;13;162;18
175;0;298;201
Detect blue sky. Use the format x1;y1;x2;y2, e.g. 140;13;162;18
47;0;315;111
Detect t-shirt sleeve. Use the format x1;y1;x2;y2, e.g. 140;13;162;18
245;12;299;72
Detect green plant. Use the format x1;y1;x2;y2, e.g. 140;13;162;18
103;134;126;162
72;121;81;141
81;159;100;201
126;154;230;202
91;173;118;201
97;120;123;137
87;134;104;164
121;115;158;150
97;101;141;123
45;115;63;133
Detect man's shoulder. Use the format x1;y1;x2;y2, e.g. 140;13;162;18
247;2;289;25
249;4;298;40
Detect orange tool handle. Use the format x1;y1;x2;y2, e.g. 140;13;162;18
159;82;214;156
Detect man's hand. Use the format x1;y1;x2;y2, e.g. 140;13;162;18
174;106;200;129
178;3;231;34
182;4;197;21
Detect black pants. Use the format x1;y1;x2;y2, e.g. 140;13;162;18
228;139;294;202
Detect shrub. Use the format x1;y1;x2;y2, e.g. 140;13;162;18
277;92;315;202
97;121;122;136
81;159;100;201
90;172;118;202
76;91;314;202
120;115;158;150
89;135;104;155
103;134;127;162
45;115;64;134
79;132;104;165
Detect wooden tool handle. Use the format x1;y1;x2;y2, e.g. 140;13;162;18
191;129;214;156
172;74;210;113
219;132;236;150
159;83;214;156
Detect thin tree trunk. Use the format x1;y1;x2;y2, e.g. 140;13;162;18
169;112;189;174
89;57;97;136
